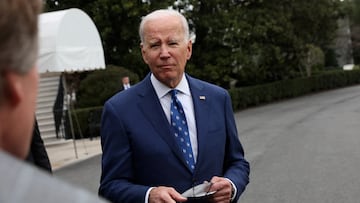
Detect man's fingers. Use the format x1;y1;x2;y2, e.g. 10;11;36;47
149;186;187;203
210;176;232;191
169;188;187;202
209;176;233;203
212;195;232;203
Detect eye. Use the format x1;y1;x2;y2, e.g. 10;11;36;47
169;42;178;46
149;44;159;48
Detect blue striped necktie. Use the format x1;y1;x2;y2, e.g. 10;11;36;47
170;89;195;172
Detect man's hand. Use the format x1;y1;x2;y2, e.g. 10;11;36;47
208;176;233;203
149;186;187;203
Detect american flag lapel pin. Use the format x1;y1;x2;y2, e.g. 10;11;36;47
199;96;206;100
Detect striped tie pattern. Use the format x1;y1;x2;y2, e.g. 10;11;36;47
170;89;195;172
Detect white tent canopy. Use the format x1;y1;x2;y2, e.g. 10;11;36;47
38;8;105;73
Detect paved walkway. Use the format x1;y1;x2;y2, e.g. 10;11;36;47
238;85;360;203
46;138;102;171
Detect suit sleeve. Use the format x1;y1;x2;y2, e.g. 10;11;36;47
222;91;250;202
99;101;149;203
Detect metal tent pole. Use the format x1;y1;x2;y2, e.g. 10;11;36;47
70;95;88;155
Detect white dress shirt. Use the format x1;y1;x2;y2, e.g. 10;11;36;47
123;84;131;90
150;73;198;161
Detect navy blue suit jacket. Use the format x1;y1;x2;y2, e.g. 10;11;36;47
99;74;249;203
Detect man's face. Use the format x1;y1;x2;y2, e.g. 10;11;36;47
122;77;130;85
141;15;192;88
2;66;38;158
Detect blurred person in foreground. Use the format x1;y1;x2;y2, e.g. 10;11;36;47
0;1;107;202
99;9;250;203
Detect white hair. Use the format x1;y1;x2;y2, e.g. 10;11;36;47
139;9;190;44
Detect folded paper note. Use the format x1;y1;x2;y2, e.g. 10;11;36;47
182;182;216;198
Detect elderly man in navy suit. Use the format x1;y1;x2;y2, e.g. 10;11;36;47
99;9;250;203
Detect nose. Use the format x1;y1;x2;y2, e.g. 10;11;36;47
159;44;170;59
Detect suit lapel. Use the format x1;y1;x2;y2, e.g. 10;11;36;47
137;76;191;170
187;76;211;171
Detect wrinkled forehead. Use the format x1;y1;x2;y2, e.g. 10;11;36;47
144;14;183;30
143;16;185;40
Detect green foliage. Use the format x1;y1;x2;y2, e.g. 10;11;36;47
185;0;342;88
300;44;325;77
44;0;345;90
349;0;360;64
229;69;360;110
76;65;139;108
87;1;146;76
70;106;103;139
353;65;360;69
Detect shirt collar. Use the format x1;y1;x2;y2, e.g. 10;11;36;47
150;73;191;99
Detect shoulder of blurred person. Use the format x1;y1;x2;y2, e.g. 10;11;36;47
0;150;108;203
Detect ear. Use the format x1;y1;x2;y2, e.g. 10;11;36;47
3;71;23;106
186;40;192;60
140;43;149;64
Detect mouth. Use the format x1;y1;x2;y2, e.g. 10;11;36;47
158;64;175;69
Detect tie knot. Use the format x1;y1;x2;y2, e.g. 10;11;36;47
170;89;178;99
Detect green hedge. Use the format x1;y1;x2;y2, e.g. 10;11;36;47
76;65;139;108
229;69;360;111
69;106;103;139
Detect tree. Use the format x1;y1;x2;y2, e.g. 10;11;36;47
44;0;345;88
348;0;360;64
290;0;346;69
300;44;325;77
183;0;344;87
180;0;301;87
